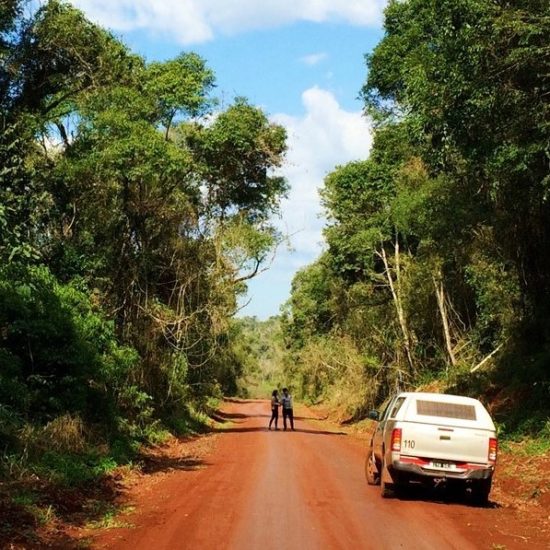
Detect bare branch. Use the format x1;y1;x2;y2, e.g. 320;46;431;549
470;344;504;373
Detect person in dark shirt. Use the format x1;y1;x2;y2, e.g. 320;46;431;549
268;389;280;430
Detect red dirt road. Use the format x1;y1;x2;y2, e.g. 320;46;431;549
92;400;548;550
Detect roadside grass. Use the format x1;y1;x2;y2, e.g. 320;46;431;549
5;489;57;530
84;503;135;530
496;413;550;449
493;438;550;512
0;405;215;548
500;434;550;458
166;401;219;436
34;452;119;486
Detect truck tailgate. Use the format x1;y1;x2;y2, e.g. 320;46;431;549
400;421;491;464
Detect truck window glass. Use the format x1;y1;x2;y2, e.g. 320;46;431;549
380;399;394;421
416;400;477;420
389;397;406;418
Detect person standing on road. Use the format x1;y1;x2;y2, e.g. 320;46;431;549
268;389;280;430
281;387;294;431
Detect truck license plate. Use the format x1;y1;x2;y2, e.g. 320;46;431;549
431;461;455;469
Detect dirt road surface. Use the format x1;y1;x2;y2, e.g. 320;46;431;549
92;399;548;550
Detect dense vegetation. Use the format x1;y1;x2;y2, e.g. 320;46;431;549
2;0;549;498
283;0;550;437
0;0;287;483
230;316;287;397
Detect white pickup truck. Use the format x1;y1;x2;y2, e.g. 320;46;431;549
365;392;497;503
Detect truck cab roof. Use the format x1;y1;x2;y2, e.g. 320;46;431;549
389;392;495;431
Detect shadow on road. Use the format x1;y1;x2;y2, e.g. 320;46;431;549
213;412;329;422
290;427;347;436
387;483;501;509
140;455;208;474
211;412;271;424
211;410;250;420
215;426;347;436
223;397;266;404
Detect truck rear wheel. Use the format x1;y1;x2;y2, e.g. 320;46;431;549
380;457;395;498
381;479;395;498
365;451;380;485
471;478;492;506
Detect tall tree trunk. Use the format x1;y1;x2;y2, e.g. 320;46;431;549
432;270;457;367
379;234;414;372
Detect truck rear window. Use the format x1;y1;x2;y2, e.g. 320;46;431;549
416;400;477;420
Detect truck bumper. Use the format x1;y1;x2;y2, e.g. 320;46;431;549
390;459;494;481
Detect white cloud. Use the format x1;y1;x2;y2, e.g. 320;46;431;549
70;0;386;44
300;53;328;66
274;88;372;238
273;88;372;269
242;87;372;318
71;0;213;43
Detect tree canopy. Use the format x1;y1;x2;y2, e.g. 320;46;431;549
0;0;287;475
284;0;549;429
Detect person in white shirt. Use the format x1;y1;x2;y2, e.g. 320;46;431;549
281;387;294;431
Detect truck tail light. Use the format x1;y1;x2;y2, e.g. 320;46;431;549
391;428;402;452
488;437;498;464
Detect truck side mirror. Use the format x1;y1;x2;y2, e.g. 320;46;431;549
368;410;379;421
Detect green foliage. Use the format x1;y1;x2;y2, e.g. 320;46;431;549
223;316;288;398
1;1;288;495
145;52;216;132
0;265;137;422
285;335;381;417
285;0;549;442
7;0;139;115
283;257;334;346
321;123;412;279
183;98;288;221
465;252;520;349
35;451;118;486
365;0;550;328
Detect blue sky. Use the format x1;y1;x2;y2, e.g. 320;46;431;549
69;1;386;319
